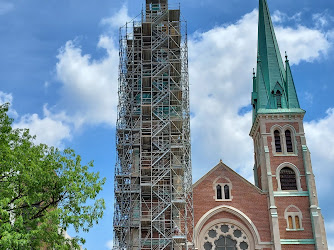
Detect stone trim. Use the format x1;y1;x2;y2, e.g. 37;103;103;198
280;239;315;245
194;205;267;249
273;191;308;197
250;113;305;137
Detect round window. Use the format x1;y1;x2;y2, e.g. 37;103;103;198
202;223;250;250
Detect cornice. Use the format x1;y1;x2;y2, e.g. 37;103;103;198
250;111;305;137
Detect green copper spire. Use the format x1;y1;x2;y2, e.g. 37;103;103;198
252;0;304;123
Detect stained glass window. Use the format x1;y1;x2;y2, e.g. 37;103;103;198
280;167;297;190
203;223;250;249
285;130;293;152
224;185;230;199
204;242;213;250
274;130;282;152
214;235;237;250
217;185;222;199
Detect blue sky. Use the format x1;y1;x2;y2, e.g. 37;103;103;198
1;0;334;249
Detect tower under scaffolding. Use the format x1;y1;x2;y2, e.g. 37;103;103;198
113;0;193;249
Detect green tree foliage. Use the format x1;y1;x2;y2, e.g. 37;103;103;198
0;103;106;249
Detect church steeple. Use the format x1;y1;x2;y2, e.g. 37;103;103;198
252;0;303;123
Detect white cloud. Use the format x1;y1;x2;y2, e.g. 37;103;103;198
189;11;258;181
0;2;14;15
3;5;129;148
270;10;332;64
328;241;334;250
44;81;50;88
303;91;314;105
271;10;286;23
327;29;334;42
312;11;334;29
105;240;113;249
0;91;70;147
0;91;18;119
275;26;331;64
327;220;334;234
100;5;132;30
56;36;118;128
272;10;302;24
313;13;329;29
54;5;132;130
13;105;72;148
304;109;334;192
0;91;13;104
326;220;334;249
7;5;333;166
304;111;334;246
188;9;333;182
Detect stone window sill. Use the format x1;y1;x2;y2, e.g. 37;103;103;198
215;199;232;202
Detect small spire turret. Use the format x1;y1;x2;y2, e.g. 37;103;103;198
285;52;301;109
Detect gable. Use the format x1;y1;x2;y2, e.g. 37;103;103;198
193;161;272;244
193;161;263;195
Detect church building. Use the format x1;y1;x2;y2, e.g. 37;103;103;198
192;0;328;249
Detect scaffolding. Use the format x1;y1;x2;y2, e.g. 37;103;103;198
113;0;193;249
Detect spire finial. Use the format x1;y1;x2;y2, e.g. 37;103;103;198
253;68;256;78
285;51;288;61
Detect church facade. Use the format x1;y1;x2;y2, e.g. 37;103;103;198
192;0;328;249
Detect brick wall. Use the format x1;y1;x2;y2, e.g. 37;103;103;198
193;163;272;245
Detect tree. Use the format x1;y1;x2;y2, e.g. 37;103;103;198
0;103;106;249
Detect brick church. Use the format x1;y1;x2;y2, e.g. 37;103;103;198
192;0;328;249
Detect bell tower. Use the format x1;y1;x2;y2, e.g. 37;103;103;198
250;0;328;249
113;0;193;249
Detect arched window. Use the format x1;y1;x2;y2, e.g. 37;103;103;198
285;130;293;153
285;205;303;231
274;130;282;153
280;167;297;190
276;90;282;108
216;185;222;200
224;185;230;199
202;223;250;250
213;178;233;201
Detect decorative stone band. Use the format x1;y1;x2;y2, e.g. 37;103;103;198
280;239;315;245
273;191;309;197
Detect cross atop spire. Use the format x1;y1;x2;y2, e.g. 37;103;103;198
251;0;304;123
